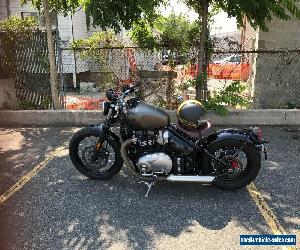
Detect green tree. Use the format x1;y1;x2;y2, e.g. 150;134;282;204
130;13;201;56
82;0;162;32
184;0;300;101
130;13;201;109
21;0;162;109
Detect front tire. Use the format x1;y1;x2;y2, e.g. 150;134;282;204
202;140;261;190
69;127;123;180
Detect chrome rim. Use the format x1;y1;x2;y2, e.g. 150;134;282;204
78;136;115;172
212;147;248;180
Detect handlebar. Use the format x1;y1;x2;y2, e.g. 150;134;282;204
122;80;142;97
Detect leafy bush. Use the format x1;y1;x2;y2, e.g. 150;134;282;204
181;79;250;115
204;81;250;115
0;16;37;74
71;31;124;89
0;15;37;36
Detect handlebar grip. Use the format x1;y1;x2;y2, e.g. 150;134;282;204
134;80;142;87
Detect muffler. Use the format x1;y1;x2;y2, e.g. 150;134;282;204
166;175;215;184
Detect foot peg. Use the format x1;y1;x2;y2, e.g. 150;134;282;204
139;181;156;197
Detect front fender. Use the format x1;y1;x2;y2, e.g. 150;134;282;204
89;124;121;147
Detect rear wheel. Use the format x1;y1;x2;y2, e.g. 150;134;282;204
69;128;123;180
203;140;261;190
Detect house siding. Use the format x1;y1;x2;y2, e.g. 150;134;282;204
8;0;21;16
0;0;8;20
71;9;88;40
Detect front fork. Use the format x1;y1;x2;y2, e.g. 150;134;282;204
91;124;110;161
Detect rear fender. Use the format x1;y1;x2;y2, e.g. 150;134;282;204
205;129;255;146
199;129;257;174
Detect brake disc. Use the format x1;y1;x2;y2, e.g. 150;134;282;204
82;145;109;170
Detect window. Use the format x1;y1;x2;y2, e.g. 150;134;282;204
229;55;241;63
21;11;57;27
21;12;38;19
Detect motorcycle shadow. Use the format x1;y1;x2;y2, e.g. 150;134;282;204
58;168;271;249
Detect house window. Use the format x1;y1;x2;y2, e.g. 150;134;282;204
21;11;57;27
21;12;38;19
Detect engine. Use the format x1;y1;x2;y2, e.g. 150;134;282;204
137;153;173;175
126;127;198;176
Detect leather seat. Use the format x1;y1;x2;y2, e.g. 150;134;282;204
177;120;211;138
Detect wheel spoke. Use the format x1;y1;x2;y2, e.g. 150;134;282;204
78;136;116;173
212;146;248;180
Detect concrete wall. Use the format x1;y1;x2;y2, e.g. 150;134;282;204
253;14;300;108
0;78;16;110
0;109;299;126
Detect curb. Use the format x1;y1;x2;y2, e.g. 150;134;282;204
0;109;299;126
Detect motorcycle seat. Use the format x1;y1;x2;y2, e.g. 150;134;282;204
177;120;211;138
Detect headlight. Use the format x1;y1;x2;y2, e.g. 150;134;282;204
106;89;116;101
103;101;111;116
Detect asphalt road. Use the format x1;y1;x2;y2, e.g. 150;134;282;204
0;126;299;250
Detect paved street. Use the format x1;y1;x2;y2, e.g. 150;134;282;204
0;126;299;250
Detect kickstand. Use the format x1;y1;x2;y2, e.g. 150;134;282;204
139;181;156;198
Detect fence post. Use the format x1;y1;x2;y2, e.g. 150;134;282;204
55;17;66;109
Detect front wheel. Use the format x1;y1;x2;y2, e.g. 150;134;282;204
69;127;123;180
202;140;261;190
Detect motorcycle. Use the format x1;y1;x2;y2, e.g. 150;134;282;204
69;81;269;197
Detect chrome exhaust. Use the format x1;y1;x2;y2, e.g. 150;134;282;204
166;175;215;184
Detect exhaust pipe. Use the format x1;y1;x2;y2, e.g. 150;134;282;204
166;175;215;184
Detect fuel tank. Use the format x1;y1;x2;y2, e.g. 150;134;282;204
125;102;170;130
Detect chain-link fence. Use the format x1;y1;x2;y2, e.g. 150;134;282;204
58;44;300;110
0;29;59;109
2;29;299;110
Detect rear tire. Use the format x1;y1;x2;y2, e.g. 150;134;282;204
69;127;123;180
202;140;261;190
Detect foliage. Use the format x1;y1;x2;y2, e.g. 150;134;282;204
182;0;300;101
0;16;37;38
182;79;249;115
130;13;201;50
71;31;124;89
286;101;298;109
0;16;38;75
129;20;158;49
22;0;163;32
185;0;300;32
203;81;250;115
81;0;163;33
216;0;300;31
71;31;123;50
21;0;80;15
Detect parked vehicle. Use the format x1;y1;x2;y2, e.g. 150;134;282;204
209;54;250;81
184;54;250;81
69;81;268;197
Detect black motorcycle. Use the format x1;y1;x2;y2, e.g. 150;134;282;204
69;81;268;197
